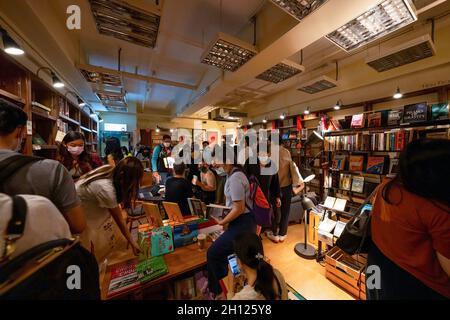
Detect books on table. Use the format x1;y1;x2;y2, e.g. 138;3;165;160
333;221;347;238
323;196;336;209
333;198;347;212
188;198;206;219
206;204;232;223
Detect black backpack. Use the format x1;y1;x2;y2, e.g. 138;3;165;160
0;154;100;299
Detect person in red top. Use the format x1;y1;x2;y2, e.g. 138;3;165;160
368;138;450;299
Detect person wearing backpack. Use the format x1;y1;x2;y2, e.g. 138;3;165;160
207;145;256;299
0;99;86;234
75;157;143;263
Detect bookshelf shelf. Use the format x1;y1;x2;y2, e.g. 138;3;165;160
0;88;26;104
32;111;57;121
80;125;92;133
59;114;80;126
32;144;58;150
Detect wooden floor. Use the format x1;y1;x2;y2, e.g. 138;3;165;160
106;222;353;300
262;223;353;300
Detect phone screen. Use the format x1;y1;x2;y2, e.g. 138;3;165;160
227;254;240;277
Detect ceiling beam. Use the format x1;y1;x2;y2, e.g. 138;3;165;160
76;63;198;91
180;0;381;116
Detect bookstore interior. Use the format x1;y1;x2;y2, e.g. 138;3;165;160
0;0;449;302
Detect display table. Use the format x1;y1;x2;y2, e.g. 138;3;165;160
101;242;210;300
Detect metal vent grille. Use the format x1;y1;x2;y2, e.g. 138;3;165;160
297;76;337;94
201;33;258;72
256;60;305;83
88;0;160;48
96;89;127;109
366;35;435;72
270;0;328;21
79;68;123;87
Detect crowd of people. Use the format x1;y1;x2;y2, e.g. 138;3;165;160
0;98;449;300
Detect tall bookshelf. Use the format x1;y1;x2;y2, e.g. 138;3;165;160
0;51;98;158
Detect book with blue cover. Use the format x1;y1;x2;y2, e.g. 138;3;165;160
173;223;199;248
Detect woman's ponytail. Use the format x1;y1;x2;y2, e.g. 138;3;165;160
254;259;279;300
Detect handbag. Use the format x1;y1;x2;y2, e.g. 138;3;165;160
0;196;100;300
247;175;272;228
335;201;373;255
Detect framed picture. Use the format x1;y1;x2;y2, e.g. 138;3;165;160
206;131;219;145
175;277;196;300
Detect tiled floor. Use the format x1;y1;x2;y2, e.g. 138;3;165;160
106;222;353;300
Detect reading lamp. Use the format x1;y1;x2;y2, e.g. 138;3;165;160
36;67;64;88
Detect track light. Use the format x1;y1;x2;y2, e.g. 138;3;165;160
78;98;86;107
280;113;286;120
155;126;160;133
393;87;403;99
52;73;64;88
334;100;342;110
304;107;311;115
1;28;24;55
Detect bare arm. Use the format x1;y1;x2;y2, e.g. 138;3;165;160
219;200;245;226
196;181;215;192
437;252;450;278
63;205;86;234
109;207;140;254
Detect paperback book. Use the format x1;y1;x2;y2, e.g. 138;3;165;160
136;256;169;284
351;176;365;193
340;174;352;191
348;155;364;172
367;156;386;174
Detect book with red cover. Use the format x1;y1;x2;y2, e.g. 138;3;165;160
349;155;364;172
108;260;139;297
367;156;386;174
351;114;364;128
368;112;382;127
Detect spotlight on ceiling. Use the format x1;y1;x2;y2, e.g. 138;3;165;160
280;113;286;120
52;73;64;88
334;100;342;110
248;120;253;126
155;126;160;133
262;118;268;124
393;87;403;99
304;107;311;115
170;128;174;133
1;28;24;55
78;98;86;107
326;0;418;52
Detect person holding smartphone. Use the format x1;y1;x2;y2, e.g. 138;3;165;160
206;145;256;299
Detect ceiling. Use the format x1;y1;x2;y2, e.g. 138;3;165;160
1;0;449;121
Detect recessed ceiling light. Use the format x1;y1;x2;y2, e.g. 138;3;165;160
326;0;418;52
201;32;258;72
297;75;337;94
256;60;305;83
270;0;328;22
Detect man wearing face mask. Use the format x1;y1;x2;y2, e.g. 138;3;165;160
193;161;217;204
151;134;173;184
0;99;86;234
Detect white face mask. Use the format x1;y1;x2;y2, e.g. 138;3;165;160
163;142;171;148
215;167;225;175
67;146;84;156
258;156;270;165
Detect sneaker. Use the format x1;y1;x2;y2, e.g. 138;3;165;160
266;231;279;243
278;235;287;242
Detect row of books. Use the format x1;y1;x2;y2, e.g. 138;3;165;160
325;172;380;195
331;154;398;174
56;119;69;133
31;101;51;116
324;129;414;152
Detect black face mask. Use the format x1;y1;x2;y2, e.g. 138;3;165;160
201;166;208;173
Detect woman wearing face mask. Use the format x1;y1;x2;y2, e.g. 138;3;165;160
194;161;216;204
57;131;101;180
245;145;281;236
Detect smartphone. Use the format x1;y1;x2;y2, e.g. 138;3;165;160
227;254;241;277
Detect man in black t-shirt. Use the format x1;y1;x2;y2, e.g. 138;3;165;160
164;162;193;216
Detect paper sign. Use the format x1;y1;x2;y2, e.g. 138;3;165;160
55;130;66;143
27;120;32;135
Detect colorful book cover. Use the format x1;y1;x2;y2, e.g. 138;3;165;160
402;103;428;123
367;156;386;174
173;223;199;248
388;110;402;126
340;174;352;191
108;261;139;296
368;112;382;127
136;256;169;284
333;154;346;170
351;176;365;193
430;103;449;121
348;155;364;172
350;114;364;128
138;225;174;260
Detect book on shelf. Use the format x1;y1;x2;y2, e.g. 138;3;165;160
351;176;365;193
402;102;428;124
31;101;51;112
430;103;449;121
368;112;382;127
348;155;364;171
388;110;403;126
301;128;308;140
388;158;399;176
350;114;364;128
174;276;197;300
32;133;46;145
366;156;387;174
329;119;342;131
332;154;346;170
339;174;352;191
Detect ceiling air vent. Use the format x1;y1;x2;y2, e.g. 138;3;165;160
88;0;160;48
297;75;337;94
256;60;305;83
96;89;127;110
79;68;123;87
366;34;436;72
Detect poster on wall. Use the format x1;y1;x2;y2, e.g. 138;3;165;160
206;131;218;145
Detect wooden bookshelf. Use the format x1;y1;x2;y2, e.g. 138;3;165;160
0;51;98;159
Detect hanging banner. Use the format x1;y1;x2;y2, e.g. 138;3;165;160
296;116;302;131
271;120;276;130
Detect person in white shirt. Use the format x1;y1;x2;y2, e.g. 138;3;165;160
231;232;288;300
0;193;72;259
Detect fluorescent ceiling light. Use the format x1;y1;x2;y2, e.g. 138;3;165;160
297;75;337;94
270;0;328;22
256;60;305;83
201;32;258;72
326;0;417;52
88;0;161;48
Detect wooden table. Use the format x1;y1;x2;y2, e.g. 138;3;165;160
101;242;210;300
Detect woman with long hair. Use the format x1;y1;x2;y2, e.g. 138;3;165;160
367;138;450;299
104;136;124;166
57;131;102;180
231;232;288;300
75;157;143;263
